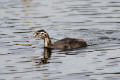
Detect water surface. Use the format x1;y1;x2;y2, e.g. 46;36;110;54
0;0;120;80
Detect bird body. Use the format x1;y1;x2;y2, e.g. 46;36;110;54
53;38;87;49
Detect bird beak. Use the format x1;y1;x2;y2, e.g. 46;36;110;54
29;33;37;38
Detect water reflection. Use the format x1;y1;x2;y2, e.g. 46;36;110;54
38;48;52;65
21;0;35;29
21;0;33;8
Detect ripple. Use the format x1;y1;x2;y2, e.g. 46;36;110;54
14;43;33;46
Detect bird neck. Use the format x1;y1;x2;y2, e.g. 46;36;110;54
44;36;52;48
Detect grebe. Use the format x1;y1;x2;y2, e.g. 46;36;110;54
30;30;87;50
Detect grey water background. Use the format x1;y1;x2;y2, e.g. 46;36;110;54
0;0;120;80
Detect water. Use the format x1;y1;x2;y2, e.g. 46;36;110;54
0;0;120;80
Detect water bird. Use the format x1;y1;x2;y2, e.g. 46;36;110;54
30;30;87;50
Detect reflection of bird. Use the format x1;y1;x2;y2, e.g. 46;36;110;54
30;30;87;50
39;48;51;64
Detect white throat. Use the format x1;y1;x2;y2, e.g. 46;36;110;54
44;37;51;48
